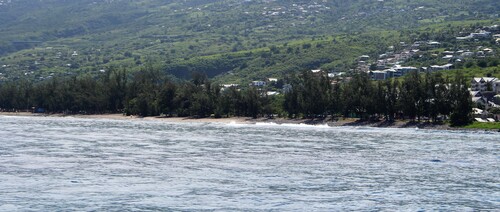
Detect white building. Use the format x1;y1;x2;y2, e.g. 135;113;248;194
359;55;370;61
267;78;278;82
470;30;491;38
429;64;453;72
251;81;266;87
392;65;418;76
220;84;239;91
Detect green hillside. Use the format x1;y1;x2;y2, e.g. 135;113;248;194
0;0;499;83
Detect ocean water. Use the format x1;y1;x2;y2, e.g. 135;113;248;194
0;116;498;211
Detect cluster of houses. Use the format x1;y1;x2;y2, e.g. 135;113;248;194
259;1;330;17
457;30;493;40
359;41;455;81
227;23;500;87
358;41;426;79
456;25;499;42
470;77;500;122
221;77;282;96
370;65;419;80
0;45;107;81
356;24;500;81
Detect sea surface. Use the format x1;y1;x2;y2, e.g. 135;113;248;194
0;116;498;211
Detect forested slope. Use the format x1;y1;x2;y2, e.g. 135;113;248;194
0;0;498;82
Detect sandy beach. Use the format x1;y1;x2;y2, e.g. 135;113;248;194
0;111;463;131
0;112;252;124
4;111;500;132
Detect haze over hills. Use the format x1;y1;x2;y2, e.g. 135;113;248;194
0;0;499;82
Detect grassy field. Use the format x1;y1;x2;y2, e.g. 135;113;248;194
463;122;500;130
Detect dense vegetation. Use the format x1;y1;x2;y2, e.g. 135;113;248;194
0;0;498;83
0;66;473;126
0;0;498;127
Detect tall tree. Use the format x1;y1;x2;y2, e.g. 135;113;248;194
449;72;472;126
384;79;399;121
399;71;421;121
342;72;373;119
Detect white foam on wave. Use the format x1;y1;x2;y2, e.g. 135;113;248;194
253;122;331;129
225;121;248;127
255;122;280;126
226;121;332;129
281;123;330;128
0;115;31;119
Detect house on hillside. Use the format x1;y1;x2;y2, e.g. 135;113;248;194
470;83;500;110
473;108;485;118
471;77;500;93
428;41;441;47
251;81;266;87
471;30;491;39
220;84;239;91
429;64;453;72
472;96;491;108
266;91;279;96
328;72;345;78
442;55;453;60
470;91;482;98
393;65;418;76
461;51;474;57
370;71;387;80
483;48;494;55
359;55;370;61
369;65;417;80
267;78;278;83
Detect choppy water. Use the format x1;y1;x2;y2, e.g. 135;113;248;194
0;116;498;211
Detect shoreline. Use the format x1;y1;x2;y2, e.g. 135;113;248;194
1;112;497;132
